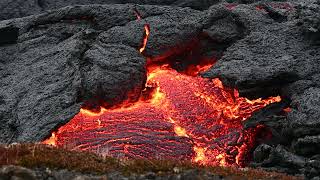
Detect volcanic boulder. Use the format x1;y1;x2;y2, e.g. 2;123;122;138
0;4;154;142
0;4;207;143
203;0;320;178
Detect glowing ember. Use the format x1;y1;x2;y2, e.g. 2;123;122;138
140;25;150;53
135;9;150;53
193;146;206;163
43;132;57;146
283;107;292;113
174;125;189;138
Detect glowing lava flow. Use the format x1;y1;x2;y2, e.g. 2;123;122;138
43;65;280;166
43;11;281;167
134;9;150;53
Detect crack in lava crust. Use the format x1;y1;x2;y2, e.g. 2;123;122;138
43;65;281;167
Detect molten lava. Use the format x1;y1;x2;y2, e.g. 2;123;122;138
43;64;280;166
43;11;281;167
139;25;150;53
134;9;150;53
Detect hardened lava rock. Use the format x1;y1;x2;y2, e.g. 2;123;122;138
0;5;153;142
202;1;320;178
0;4;204;143
0;0;320;178
0;0;221;20
296;0;320;43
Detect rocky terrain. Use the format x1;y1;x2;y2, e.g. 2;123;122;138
0;144;301;180
0;0;320;179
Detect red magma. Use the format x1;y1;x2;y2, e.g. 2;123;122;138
43;12;281;167
43;64;280;167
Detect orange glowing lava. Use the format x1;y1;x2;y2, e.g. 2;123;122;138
139;25;150;53
134;9;150;53
43;11;281;167
43;65;280;166
43;132;57;146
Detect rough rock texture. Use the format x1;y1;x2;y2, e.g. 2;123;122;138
202;1;320;179
0;0;221;20
0;0;298;21
0;165;244;180
0;0;320;179
0;165;301;180
0;165;37;180
0;0;43;21
252;144;307;174
0;4;202;142
297;0;320;43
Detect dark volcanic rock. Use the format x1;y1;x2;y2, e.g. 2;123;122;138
243;102;289;145
0;26;19;45
0;0;220;21
0;26;87;142
253;144;273;163
297;0;320;43
0;165;37;180
99;6;201;60
0;0;297;21
81;42;146;108
292;135;320;157
0;0;320;178
143;10;202;59
0;0;42;21
0;4;208;143
288;87;320;138
43;0;221;11
202;2;320;95
252;144;307;174
201;1;320;178
203;22;319;97
252;144;320;178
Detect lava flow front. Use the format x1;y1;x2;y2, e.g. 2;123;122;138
44;64;280;166
43;12;281;167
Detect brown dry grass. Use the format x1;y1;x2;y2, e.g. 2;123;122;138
0;143;302;180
